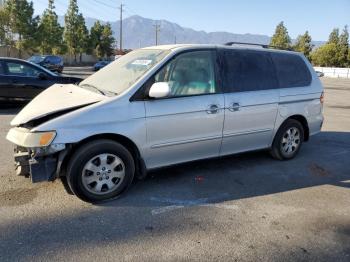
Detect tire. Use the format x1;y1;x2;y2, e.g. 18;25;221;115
60;176;74;195
270;119;305;160
67;139;135;203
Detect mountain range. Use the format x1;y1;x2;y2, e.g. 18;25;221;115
58;15;324;49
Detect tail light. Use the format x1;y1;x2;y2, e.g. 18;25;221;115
320;92;324;105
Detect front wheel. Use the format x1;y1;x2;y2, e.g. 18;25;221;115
66;140;135;203
270;119;304;160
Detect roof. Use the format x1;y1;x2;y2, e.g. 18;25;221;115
142;44;299;55
0;57;28;62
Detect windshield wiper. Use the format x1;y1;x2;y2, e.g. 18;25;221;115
79;83;106;96
103;90;118;97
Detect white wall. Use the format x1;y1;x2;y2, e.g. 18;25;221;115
314;67;350;79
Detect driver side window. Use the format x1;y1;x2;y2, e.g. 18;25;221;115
6;62;41;77
154;51;216;97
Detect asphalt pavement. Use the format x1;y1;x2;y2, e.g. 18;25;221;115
0;75;349;261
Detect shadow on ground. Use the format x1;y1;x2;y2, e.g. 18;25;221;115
0;131;349;261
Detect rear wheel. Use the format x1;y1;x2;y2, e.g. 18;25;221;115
67;140;135;203
270;119;304;160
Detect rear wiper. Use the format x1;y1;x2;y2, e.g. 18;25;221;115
79;83;106;96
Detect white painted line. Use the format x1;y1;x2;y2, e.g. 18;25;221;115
151;205;185;215
150;196;210;206
150;193;237;215
203;203;240;210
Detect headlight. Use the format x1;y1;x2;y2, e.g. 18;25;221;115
7;128;56;148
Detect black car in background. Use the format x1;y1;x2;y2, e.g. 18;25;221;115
28;55;64;73
0;57;83;103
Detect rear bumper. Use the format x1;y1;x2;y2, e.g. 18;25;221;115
309;114;324;136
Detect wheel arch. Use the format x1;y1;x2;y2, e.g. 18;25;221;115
277;115;310;142
58;133;146;179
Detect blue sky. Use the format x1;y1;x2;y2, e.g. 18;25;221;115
33;0;350;41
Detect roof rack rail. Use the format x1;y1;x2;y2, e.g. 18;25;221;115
224;42;293;51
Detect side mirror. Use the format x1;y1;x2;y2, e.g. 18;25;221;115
38;72;47;80
149;82;170;99
316;71;324;78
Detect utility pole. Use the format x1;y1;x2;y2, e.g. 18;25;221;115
153;22;161;46
174;35;177;44
118;3;125;51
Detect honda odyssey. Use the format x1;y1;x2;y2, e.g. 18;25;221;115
7;44;324;203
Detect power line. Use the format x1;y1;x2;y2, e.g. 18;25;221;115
123;5;139;17
91;0;118;9
79;0;117;18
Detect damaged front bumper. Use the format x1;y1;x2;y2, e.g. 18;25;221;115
8;127;67;183
14;145;66;183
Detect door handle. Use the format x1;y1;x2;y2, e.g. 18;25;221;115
206;104;220;114
228;103;240;112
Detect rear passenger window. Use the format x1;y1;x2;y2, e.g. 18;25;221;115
0;63;4;74
271;53;312;88
221;50;279;93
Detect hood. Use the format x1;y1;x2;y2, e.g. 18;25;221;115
11;84;107;127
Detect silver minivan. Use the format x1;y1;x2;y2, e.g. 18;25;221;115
7;44;324;202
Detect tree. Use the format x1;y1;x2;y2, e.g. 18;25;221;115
64;0;85;62
293;31;313;61
328;28;340;45
3;0;39;57
0;7;11;47
90;21;104;58
38;0;65;55
76;13;89;63
338;25;349;67
90;21;115;59
311;43;339;67
270;22;291;49
100;23;115;57
327;28;340;66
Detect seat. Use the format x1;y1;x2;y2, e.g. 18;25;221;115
186;68;211;95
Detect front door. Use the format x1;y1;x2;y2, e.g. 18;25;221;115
144;50;225;169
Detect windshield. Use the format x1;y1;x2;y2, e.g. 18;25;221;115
79;49;170;96
28;62;58;76
28;56;46;63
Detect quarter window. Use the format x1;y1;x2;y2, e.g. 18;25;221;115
271;53;312;88
221;50;279;93
154;51;217;97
